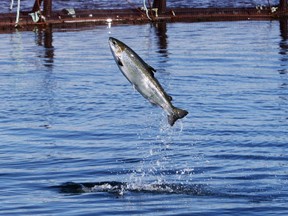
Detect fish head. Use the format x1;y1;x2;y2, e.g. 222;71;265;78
108;37;126;67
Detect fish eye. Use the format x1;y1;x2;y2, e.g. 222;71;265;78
112;41;116;45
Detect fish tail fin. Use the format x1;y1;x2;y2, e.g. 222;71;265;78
167;107;188;126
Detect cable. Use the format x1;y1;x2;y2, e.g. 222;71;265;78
15;0;20;27
143;0;152;20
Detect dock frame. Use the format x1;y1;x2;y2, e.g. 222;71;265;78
0;0;288;32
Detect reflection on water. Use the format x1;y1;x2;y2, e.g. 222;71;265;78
10;26;55;69
34;25;54;67
279;19;288;75
34;25;56;128
8;25;57;129
279;19;288;120
10;31;24;67
154;22;168;59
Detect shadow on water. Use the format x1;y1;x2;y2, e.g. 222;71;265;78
53;181;214;197
52;181;276;203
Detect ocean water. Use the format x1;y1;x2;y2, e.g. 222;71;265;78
0;19;288;215
0;0;280;13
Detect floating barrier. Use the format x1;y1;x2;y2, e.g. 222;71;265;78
0;0;288;32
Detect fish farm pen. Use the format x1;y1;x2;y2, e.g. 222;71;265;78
0;0;288;33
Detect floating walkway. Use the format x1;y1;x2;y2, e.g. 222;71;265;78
0;1;288;32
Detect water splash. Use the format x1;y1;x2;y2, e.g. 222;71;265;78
127;112;193;192
54;181;212;197
54;181;277;203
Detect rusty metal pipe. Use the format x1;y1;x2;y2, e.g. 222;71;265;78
43;0;52;18
153;0;166;14
32;0;42;12
279;0;287;11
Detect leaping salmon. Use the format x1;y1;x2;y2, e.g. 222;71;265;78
108;37;188;126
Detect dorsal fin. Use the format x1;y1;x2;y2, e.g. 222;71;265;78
148;65;156;73
146;64;156;77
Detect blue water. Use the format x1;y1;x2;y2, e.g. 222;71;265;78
0;20;288;215
0;0;280;13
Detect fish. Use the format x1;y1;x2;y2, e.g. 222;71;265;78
108;37;188;126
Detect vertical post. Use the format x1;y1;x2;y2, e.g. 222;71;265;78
279;19;288;75
32;0;42;12
153;0;166;14
279;0;287;11
43;0;52;18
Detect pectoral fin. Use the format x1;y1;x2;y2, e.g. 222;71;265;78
117;57;123;66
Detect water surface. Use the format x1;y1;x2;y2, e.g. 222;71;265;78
0;20;288;215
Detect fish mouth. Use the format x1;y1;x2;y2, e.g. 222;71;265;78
109;37;119;45
108;37;115;48
108;37;119;50
108;37;124;67
108;37;126;52
108;37;119;53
